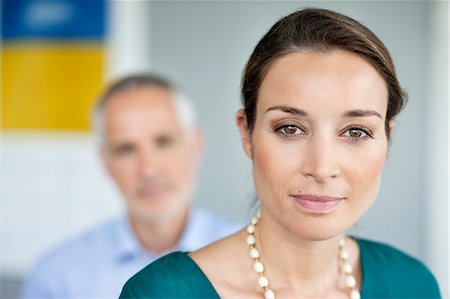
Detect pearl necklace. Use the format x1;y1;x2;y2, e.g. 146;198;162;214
246;213;361;299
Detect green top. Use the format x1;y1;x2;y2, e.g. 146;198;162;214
119;238;441;298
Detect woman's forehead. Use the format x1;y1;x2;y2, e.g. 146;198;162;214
257;51;388;116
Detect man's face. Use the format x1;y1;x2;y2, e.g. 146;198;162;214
101;86;202;223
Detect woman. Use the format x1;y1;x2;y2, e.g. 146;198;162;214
119;8;440;299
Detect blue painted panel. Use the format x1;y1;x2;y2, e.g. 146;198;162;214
1;0;106;40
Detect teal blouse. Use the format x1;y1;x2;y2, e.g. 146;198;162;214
119;238;441;298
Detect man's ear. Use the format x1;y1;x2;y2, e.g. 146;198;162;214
236;109;253;159
99;145;113;176
190;127;204;166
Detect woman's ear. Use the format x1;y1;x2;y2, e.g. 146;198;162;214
236;109;253;159
388;121;395;136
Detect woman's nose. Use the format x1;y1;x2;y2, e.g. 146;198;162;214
300;138;340;183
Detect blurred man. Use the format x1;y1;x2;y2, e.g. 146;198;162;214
21;74;239;298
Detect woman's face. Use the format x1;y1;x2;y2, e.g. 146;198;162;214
238;50;389;241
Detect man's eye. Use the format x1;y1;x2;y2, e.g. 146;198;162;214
276;125;304;138
156;136;174;147
112;145;134;156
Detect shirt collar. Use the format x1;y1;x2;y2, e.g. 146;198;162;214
115;207;208;261
177;207;208;252
115;215;149;262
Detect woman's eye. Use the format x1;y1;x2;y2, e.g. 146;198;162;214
343;128;370;140
276;125;303;137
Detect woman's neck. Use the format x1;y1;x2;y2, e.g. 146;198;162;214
255;211;344;296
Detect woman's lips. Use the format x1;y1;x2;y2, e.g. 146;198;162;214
291;194;344;213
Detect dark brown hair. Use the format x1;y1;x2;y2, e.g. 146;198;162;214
241;8;406;139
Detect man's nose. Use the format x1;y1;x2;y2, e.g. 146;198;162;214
300;137;340;183
137;149;160;178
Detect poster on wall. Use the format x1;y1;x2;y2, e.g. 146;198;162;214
1;0;106;130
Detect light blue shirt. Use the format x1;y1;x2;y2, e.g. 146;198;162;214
20;208;241;299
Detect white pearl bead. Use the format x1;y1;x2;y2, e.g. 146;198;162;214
340;249;349;260
247;235;256;246
250;247;260;259
342;262;353;274
345;275;356;288
264;288;275;299
251;217;258;225
247;224;256;234
350;290;361;299
254;261;264;273
339;238;346;247
258;276;269;288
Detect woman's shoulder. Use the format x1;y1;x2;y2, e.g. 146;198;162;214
188;230;255;297
356;238;441;298
357;237;434;273
119;251;218;298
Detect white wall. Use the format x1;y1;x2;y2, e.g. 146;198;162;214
106;1;152;81
425;1;449;296
2;133;123;276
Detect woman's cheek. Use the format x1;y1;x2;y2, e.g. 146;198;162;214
252;138;283;190
348;147;387;203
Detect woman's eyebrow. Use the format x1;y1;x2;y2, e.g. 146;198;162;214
344;109;383;119
265;105;308;116
265;106;382;119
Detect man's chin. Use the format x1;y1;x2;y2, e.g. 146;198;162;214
128;202;188;223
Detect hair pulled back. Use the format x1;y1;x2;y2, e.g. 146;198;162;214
241;8;406;138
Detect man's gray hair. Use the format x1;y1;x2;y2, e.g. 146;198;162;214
92;74;197;144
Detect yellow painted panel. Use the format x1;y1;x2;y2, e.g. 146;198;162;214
2;43;105;130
